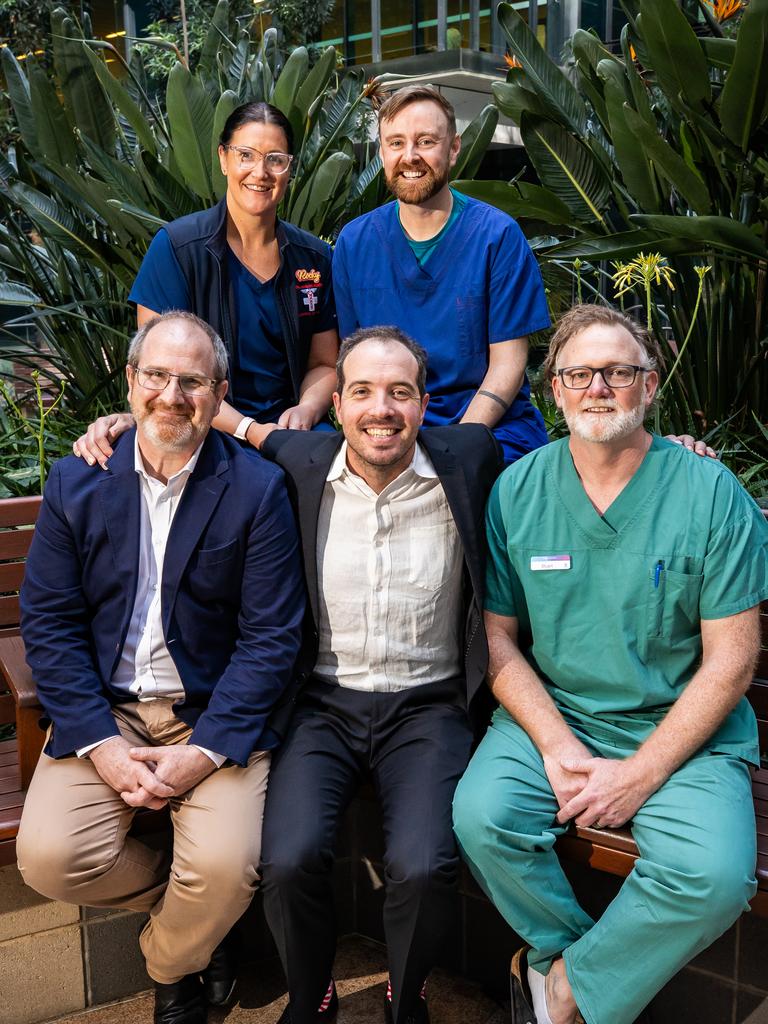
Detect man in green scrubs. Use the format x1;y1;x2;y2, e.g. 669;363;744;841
452;304;768;1024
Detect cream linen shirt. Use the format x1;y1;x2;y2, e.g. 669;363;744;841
78;436;224;766
313;441;464;691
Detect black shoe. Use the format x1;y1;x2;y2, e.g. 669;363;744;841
277;981;339;1023
201;932;239;1007
384;993;430;1024
154;976;206;1024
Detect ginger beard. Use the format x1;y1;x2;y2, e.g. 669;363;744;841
385;160;451;205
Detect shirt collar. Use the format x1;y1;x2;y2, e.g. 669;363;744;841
133;433;204;486
326;439;437;483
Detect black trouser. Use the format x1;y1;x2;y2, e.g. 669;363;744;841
260;678;473;1024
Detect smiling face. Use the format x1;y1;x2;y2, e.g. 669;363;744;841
332;338;429;490
379;100;460;206
218;120;291;222
128;319;227;458
551;322;658;445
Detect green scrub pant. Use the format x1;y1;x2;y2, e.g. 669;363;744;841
452;709;757;1024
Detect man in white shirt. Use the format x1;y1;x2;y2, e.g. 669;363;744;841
17;311;305;1024
257;327;503;1024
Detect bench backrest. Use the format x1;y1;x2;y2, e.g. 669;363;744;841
0;496;42;729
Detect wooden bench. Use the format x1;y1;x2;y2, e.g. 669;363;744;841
1;495;767;920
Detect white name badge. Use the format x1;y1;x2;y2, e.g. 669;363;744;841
530;555;571;571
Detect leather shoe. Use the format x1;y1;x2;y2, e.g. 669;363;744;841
384;992;430;1024
201;932;239;1007
153;975;206;1024
509;946;537;1024
276;981;339;1022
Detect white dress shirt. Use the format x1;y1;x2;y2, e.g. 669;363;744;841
313;441;464;691
78;436;224;766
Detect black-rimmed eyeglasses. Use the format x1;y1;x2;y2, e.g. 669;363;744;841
131;366;221;396
556;365;650;390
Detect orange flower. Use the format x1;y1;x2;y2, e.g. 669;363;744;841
503;53;523;69
703;0;743;21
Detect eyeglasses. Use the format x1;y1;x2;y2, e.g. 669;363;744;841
223;145;293;175
131;366;221;396
556;365;650;390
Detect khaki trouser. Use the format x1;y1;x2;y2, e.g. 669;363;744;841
16;700;270;984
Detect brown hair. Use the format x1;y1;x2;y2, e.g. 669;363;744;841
336;326;428;396
542;304;663;385
377;85;457;137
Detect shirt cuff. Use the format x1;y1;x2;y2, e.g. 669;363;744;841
193;745;227;768
76;737;115;758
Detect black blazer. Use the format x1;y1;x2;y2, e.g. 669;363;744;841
263;424;503;721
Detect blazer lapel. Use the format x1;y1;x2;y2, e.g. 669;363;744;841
162;432;228;631
298;434;344;626
99;430;141;658
420;431;484;599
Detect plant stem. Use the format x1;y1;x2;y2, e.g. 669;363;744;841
657;275;706;403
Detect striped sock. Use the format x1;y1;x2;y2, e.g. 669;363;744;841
385;979;427;1002
318;979;335;1013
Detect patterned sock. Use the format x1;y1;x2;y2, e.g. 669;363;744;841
318;979;335;1013
385;979;427;1003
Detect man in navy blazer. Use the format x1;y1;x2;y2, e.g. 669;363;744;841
17;311;305;1024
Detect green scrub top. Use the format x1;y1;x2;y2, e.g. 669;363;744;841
485;435;768;764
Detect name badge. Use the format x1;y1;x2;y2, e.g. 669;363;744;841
530;555;571;571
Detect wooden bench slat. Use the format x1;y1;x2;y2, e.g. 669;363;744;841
0;497;42;529
0;636;38;707
0;693;15;726
0;774;21;795
0;529;34;560
0;788;26;810
0;595;21;627
0;562;25;592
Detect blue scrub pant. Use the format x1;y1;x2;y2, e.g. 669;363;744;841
452;709;757;1024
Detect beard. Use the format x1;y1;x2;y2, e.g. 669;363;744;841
385;161;451;205
564;400;648;444
132;400;205;452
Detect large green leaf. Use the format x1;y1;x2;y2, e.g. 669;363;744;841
294;46;338;124
451;105;499;181
212;91;239;201
272;45;309;145
82;45;157;156
199;0;231;77
0;51;38;155
632;214;768;259
639;0;711;110
0;282;41;305
496;2;588;136
27;58;78;167
166;63;215;200
700;37;737;71
599;65;659;212
289;151;353;234
78;133;150;207
718;0;768;152
622;105;711;213
620;24;655;126
453;179;572;226
492;79;551;125
546;229;695;260
519;113;610;226
52;13;117;155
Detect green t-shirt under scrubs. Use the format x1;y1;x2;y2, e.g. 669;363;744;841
485;435;768;765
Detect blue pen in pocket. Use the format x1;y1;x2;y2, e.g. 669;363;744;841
654;560;665;588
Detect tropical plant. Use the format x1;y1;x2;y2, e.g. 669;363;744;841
458;0;767;446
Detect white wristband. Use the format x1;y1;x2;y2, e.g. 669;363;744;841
234;416;255;441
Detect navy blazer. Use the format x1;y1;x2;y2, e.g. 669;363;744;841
20;429;305;765
263;424;503;720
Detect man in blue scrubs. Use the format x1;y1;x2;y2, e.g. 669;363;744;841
453;304;768;1024
333;85;550;464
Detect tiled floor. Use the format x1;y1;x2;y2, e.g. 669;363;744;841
50;937;508;1024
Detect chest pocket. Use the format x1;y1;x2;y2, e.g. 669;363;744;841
645;568;703;647
407;520;460;592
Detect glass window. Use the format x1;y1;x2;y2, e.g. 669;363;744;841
382;0;415;60
415;0;438;53
347;0;372;64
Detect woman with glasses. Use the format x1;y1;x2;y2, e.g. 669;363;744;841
76;101;338;459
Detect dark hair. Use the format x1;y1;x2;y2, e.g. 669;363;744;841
378;84;457;137
219;101;294;153
337;326;428;396
128;311;229;381
543;303;664;387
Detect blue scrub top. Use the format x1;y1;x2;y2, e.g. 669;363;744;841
129;230;293;423
333;196;551;463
